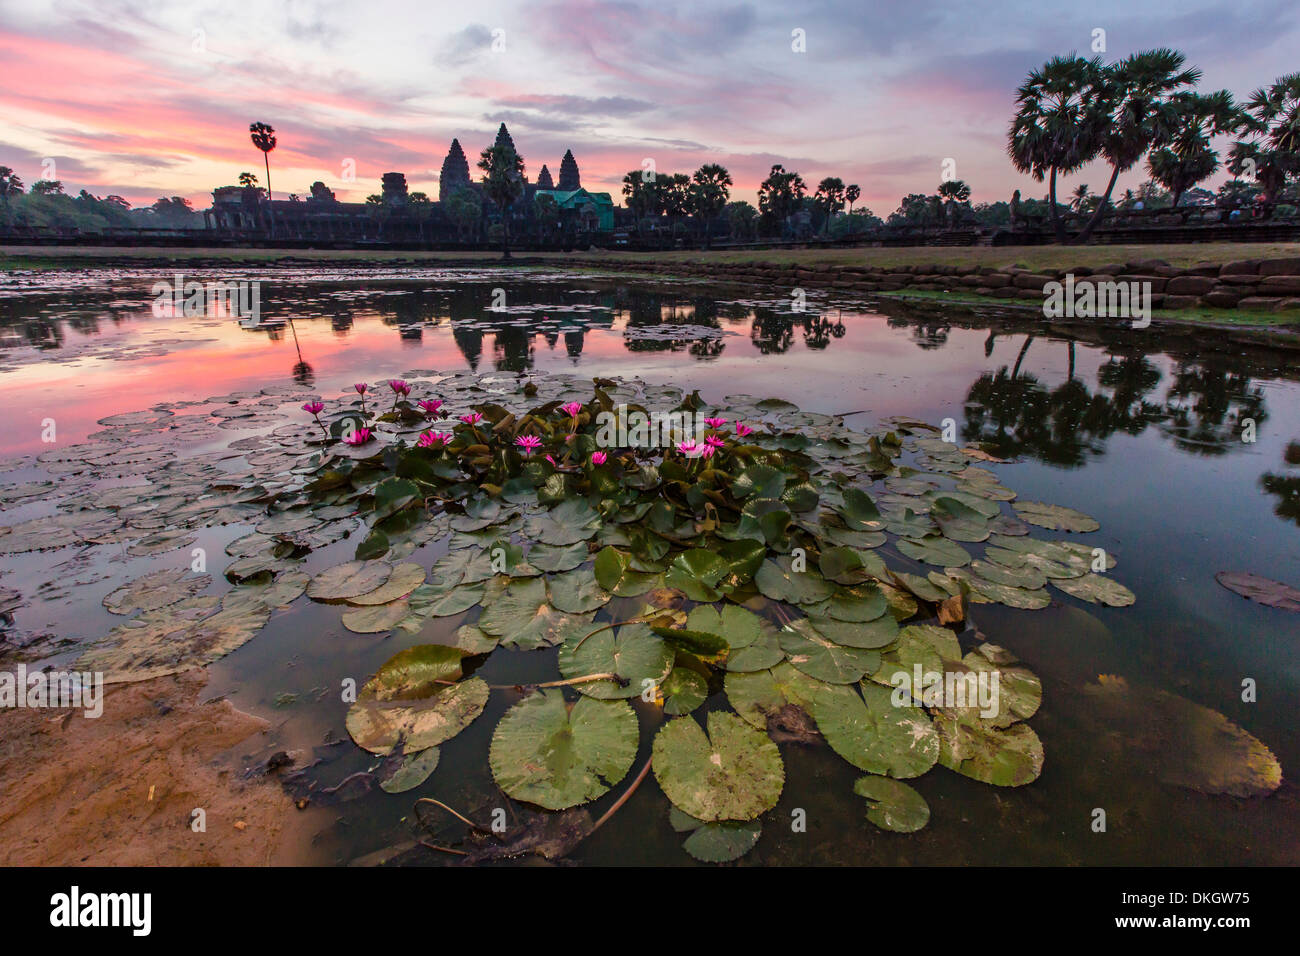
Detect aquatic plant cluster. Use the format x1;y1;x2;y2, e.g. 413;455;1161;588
285;370;1139;859
2;368;1279;863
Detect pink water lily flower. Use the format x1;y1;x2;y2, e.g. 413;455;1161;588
701;443;717;459
343;427;374;446
388;379;410;397
417;399;444;416
559;401;582;418
545;454;558;467
705;434;725;448
677;439;703;457
734;422;754;437
459;412;484;426
302;401;324;415
703;417;728;429
417;431;451;448
353;383;368;395
590;451;607;465
515;435;543;456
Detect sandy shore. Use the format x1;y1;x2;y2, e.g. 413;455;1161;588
0;669;318;866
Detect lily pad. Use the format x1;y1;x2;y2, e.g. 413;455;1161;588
102;569;211;616
1050;573;1136;607
652;712;785;822
1013;501;1100;533
477;577;594;650
378;747;442;793
1214;571;1300;612
559;621;673;699
668;807;762;862
345;644;489;755
853;775;930;833
489;690;638;810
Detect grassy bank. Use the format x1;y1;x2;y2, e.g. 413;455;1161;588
4;241;1300;273
868;287;1300;329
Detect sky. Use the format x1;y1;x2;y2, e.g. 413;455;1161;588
0;0;1294;215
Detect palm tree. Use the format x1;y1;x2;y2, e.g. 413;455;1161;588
814;177;846;235
622;170;649;235
688;163;732;248
845;184;861;215
937;179;971;225
1075;49;1202;243
249;122;277;235
1007;55;1109;242
1070;183;1091;211
757;165;806;236
1147;90;1241;207
1228;72;1300;216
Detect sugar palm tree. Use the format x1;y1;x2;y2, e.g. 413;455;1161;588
1147;90;1241;207
845;184;860;215
249;122;277;235
814;177;846;235
937;179;971;225
1070;183;1091;211
1075;49;1202;242
688;163;732;249
1228;72;1300;216
1007;55;1109;242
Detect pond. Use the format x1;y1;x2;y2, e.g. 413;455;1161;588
1;266;1297;866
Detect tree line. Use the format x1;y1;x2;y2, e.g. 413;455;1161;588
1009;51;1299;242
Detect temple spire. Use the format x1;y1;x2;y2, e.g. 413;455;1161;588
557;149;580;191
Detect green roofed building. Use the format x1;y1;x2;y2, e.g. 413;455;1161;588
534;188;615;232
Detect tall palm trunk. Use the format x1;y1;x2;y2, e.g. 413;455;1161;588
1048;169;1066;243
1074;165;1120;244
1013;335;1035;378
263;153;274;238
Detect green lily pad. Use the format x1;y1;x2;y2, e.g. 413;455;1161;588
477;577;594;650
805;680;939;778
345;644;489;755
652;712;784;822
593;546;659;596
548;567;612;613
346;562;426;605
779;621;881;684
755;556;835;605
934;714;1044;787
489;690;638;810
307;560;394;601
661;666;709;715
378;747;442;793
668;807;762;862
931;497;990;543
342;599;411;634
1013;501;1100;533
853;775;930;833
665;549;730;602
1050;573;1136;607
684;603;764;650
527;540;591;573
559;621;673;699
897;535;970;568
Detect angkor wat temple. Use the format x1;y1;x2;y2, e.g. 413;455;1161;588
205;123;614;244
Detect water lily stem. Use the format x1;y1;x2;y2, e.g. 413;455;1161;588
573;616;646;651
414;797;490;833
590;756;653;834
527;673;619;689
